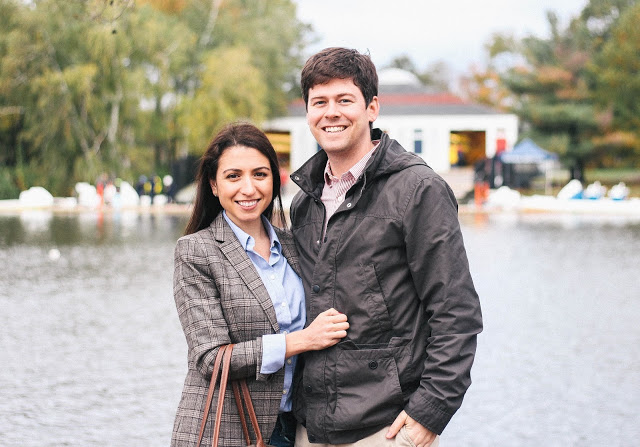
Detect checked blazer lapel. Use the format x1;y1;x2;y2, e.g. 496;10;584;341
276;228;301;279
212;214;280;334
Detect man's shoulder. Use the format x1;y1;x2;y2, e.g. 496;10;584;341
388;160;445;187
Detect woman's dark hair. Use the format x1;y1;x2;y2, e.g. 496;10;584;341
184;122;286;235
301;47;379;109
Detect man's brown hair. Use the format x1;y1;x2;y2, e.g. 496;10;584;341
301;47;379;109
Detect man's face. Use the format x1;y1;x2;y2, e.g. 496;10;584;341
306;78;379;160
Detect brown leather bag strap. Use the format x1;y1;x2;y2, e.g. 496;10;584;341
196;345;228;447
239;379;266;446
212;344;234;446
232;381;251;445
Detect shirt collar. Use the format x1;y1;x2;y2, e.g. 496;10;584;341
323;140;380;185
222;211;281;253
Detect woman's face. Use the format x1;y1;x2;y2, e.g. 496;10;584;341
210;145;273;232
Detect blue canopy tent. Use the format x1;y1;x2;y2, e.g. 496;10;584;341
498;139;559;191
499;138;559;164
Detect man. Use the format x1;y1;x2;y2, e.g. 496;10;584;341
289;47;482;447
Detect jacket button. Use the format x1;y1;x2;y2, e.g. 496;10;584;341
368;361;378;370
304;385;312;394
346;202;352;208
308;435;316;442
312;284;320;293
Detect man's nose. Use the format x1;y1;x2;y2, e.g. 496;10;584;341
325;100;340;117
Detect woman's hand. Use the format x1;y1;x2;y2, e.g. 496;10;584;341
285;308;348;357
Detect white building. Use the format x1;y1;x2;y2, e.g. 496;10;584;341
265;68;518;197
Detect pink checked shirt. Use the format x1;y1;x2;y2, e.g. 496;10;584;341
321;141;380;236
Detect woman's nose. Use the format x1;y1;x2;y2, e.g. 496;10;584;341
239;177;256;194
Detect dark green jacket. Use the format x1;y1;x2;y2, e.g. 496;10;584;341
290;129;483;444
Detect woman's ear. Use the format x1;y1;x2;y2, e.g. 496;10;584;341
209;179;218;197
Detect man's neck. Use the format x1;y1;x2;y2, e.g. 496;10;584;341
326;141;375;178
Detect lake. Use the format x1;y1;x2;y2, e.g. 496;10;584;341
0;210;638;446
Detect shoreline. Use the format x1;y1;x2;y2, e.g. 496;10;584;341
2;200;640;219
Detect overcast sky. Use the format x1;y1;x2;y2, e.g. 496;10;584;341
292;0;588;75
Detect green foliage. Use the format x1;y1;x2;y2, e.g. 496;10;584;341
595;2;640;131
179;46;268;153
475;0;640;177
0;0;307;196
0;167;19;200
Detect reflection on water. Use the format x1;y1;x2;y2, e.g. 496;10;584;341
0;211;639;446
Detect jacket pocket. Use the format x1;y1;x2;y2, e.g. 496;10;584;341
358;263;392;336
332;347;405;431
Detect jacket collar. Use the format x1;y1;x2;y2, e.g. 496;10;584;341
291;129;426;198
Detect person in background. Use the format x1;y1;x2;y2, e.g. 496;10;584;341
289;47;483;447
171;122;349;447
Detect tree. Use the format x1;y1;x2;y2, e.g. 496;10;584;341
477;0;639;180
590;2;640;166
0;0;308;197
178;45;268;152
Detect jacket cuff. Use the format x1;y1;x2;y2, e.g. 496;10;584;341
405;395;453;435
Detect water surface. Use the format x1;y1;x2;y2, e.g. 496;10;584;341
0;211;638;446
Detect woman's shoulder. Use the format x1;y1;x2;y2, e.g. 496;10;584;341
175;225;219;257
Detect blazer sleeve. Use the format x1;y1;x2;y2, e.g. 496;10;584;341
173;234;263;381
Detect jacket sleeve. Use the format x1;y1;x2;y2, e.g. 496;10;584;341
401;175;483;434
173;235;266;382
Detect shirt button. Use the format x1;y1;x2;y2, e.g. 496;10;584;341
270;274;276;280
287;359;292;365
281;302;287;307
282;389;288;395
282;330;288;335
312;284;320;293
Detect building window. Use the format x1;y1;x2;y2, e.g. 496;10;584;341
413;129;423;154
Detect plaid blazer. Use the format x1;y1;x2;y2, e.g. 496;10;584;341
171;213;301;447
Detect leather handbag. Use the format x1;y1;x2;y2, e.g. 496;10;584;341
196;344;273;447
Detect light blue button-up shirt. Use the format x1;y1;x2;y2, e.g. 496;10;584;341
223;212;306;412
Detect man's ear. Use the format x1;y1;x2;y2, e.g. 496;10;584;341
367;96;380;123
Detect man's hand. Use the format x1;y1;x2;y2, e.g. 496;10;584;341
386;410;437;447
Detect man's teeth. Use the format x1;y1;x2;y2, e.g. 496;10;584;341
325;126;345;133
238;200;258;207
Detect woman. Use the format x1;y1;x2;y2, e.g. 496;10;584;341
171;122;348;447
